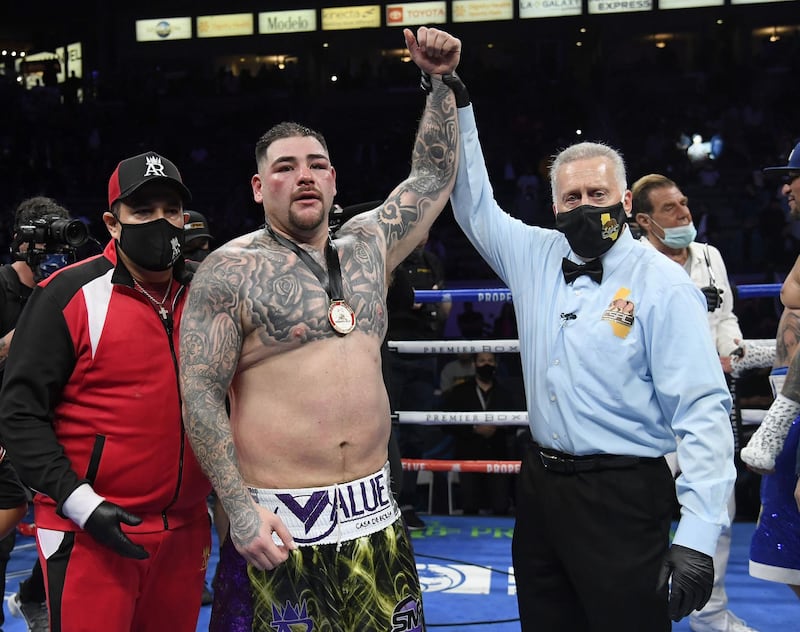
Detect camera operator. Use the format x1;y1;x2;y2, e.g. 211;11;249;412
0;196;88;631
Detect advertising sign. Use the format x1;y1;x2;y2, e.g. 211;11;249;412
519;0;582;17
258;9;317;34
321;5;382;30
196;13;254;38
135;17;192;42
386;2;447;26
588;0;652;14
452;0;514;22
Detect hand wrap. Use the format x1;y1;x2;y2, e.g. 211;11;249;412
420;71;471;107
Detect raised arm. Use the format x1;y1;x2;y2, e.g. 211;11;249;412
180;248;294;569
381;27;461;273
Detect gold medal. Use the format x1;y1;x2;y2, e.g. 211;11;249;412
328;300;355;334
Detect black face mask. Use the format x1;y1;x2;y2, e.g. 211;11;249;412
555;202;626;259
184;248;210;262
118;218;184;271
475;364;496;382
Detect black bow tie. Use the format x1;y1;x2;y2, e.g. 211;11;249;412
562;257;603;284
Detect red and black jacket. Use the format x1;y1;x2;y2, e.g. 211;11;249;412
0;240;211;532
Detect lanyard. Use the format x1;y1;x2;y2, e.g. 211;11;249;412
703;246;717;287
265;224;354;334
476;385;491;411
265;224;345;302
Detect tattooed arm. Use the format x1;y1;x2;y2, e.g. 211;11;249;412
180;246;295;570
378;27;461;274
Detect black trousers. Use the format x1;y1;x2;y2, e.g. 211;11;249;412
512;441;675;632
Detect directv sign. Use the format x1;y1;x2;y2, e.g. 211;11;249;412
135;17;192;42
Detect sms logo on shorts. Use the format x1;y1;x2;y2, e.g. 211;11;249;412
391;595;423;631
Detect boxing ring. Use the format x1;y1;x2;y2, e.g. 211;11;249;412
393;282;781;483
384;281;781;627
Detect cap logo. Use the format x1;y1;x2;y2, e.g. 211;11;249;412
144;155;167;177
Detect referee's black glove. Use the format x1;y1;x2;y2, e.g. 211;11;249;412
84;500;149;560
657;544;714;621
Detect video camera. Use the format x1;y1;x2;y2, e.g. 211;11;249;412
17;215;89;251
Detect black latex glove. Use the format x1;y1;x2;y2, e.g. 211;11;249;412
699;285;723;312
83;501;149;560
657;544;714;621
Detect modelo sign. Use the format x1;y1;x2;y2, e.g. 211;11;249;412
258;9;317;34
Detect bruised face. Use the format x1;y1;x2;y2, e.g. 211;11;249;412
251;135;337;238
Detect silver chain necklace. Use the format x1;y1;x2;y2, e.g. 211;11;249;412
133;278;172;320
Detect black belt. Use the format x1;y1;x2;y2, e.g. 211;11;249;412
536;445;654;474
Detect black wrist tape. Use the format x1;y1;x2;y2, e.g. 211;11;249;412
442;72;470;107
420;71;432;94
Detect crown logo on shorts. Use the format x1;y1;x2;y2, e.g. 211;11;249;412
271;600;312;630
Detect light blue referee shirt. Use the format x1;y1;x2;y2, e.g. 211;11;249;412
450;105;736;556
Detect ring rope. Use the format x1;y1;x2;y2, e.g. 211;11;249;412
393;411;528;425
391;283;781;487
413;283;781;303
387;339;520;354
402;458;521;474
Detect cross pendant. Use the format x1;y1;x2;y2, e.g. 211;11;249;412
159;306;169;319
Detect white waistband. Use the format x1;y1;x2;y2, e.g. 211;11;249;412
248;462;401;546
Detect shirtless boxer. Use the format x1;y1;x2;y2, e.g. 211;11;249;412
180;27;461;632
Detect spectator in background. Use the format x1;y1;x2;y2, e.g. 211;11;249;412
182;210;214;262
492;301;518;339
442;352;522;515
632;173;758;632
439;352;476;394
457;301;488;338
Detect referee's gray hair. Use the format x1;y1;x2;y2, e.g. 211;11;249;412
549;142;628;204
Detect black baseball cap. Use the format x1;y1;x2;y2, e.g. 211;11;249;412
107;151;192;208
184;210;213;241
763;141;800;176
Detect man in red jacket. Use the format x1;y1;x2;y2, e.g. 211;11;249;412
0;151;212;631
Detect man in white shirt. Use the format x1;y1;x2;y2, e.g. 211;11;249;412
632;173;757;632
